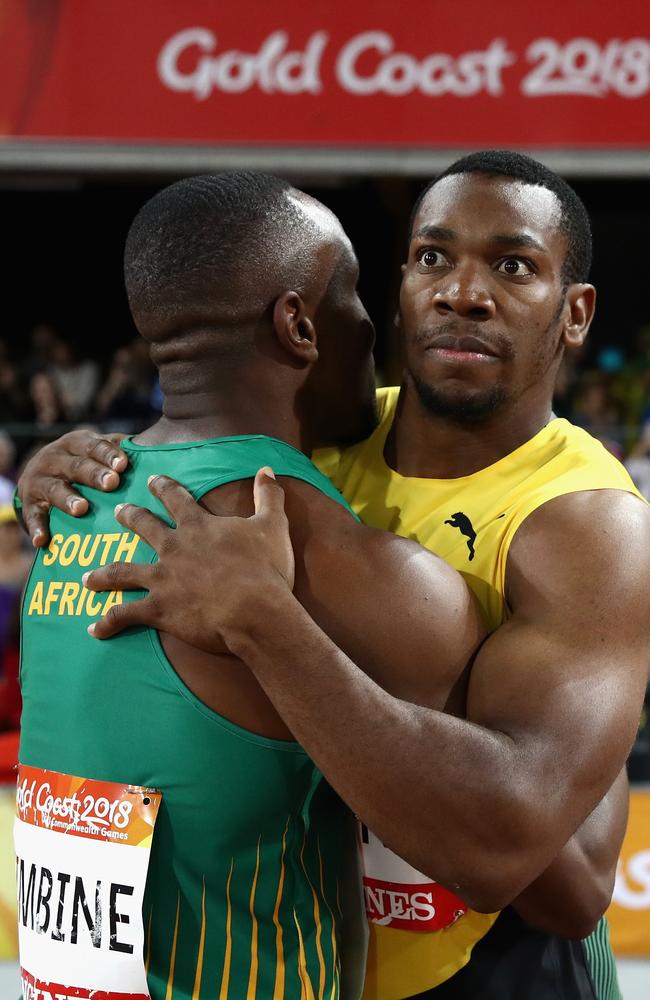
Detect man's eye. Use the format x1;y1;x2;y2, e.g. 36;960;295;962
417;249;447;268
497;258;534;277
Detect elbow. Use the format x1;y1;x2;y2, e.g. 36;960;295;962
542;880;614;941
441;859;538;916
515;891;610;941
461;882;523;916
559;912;604;941
447;841;555;915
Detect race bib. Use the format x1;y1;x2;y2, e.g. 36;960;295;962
15;764;162;1000
360;824;468;932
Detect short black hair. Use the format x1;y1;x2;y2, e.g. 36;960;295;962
410;150;592;285
124;171;310;322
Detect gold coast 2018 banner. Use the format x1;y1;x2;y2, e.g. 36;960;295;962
0;0;649;149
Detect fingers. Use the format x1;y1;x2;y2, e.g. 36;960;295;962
23;500;53;549
147;475;199;524
113;501;171;552
88;597;156;640
87;434;129;475
60;428;128;490
44;478;90;517
63;453;122;492
83;562;154;595
253;467;286;519
59;429;127;489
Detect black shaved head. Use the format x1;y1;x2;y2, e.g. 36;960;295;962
410;151;592;285
124;171;330;331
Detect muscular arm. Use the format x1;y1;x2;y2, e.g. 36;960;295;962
179;486;648;913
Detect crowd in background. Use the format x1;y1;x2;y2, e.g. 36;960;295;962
553;325;650;497
1;322;649;770
0;323;162;732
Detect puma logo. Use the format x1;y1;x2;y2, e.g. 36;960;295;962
444;512;477;561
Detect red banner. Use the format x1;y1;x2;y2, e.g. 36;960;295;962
1;0;650;148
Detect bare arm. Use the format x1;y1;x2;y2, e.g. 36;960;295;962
511;768;629;938
86;478;649;913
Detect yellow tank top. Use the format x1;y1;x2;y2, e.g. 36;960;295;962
314;386;644;1000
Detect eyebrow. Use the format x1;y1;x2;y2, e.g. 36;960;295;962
491;233;548;254
411;225;456;242
411;225;548;255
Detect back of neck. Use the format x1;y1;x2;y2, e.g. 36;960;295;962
134;389;305;453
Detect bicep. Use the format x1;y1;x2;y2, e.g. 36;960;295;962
466;619;640;815
298;528;486;710
466;492;650;827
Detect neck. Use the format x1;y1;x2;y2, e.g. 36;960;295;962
135;371;309;453
385;376;554;479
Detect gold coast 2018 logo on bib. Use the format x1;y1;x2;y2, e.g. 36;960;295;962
15;765;161;1000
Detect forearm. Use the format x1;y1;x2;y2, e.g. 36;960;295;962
512;769;628;938
228;592;568;910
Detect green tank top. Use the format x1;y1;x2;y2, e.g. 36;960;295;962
20;434;358;1000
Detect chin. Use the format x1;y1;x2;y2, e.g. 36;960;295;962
411;373;510;425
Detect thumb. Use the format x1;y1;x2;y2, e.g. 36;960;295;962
253;467;286;518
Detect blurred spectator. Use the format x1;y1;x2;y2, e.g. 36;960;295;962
0;508;30;652
0;339;30;423
0;507;28;732
0;506;31;598
20;323;59;380
49;337;100;420
28;371;63;429
0;432;17;507
569;373;625;457
96;339;158;428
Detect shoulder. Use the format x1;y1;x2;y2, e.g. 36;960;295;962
507;489;650;619
511;487;649;554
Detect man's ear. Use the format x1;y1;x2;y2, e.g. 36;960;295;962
272;291;319;364
562;284;596;349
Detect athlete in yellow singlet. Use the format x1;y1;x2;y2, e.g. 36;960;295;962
315;384;643;999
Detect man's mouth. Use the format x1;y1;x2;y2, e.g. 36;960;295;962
425;334;501;363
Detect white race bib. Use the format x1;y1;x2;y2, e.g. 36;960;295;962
15;764;162;1000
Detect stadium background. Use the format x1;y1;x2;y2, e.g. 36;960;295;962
0;1;649;995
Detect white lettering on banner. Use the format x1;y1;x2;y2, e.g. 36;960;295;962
336;34;515;96
613;851;650;910
157;29;650;101
157;27;328;99
522;37;650;98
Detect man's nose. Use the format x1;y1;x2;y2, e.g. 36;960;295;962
433;265;496;320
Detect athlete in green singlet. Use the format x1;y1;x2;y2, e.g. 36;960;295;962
18;173;486;1000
